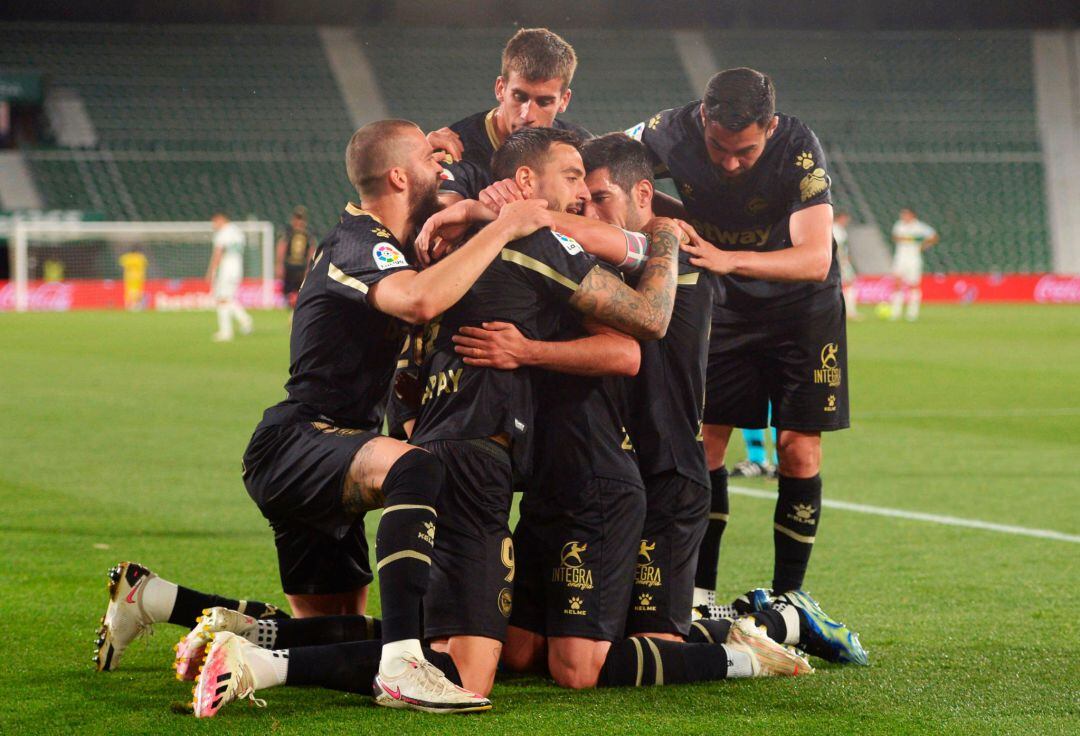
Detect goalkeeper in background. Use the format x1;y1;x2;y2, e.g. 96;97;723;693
118;246;147;311
207;212;254;342
275;205;317;313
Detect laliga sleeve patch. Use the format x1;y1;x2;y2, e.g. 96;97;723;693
552;230;583;256
372;242;408;270
625;122;645;141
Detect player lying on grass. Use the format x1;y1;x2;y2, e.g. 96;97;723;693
97;118;564;715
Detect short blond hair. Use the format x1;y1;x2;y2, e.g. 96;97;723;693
345;119;419;197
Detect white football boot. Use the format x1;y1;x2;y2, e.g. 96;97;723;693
726;616;814;677
175;607;259;681
373;654;492;714
192;632;267;718
94;561;157;672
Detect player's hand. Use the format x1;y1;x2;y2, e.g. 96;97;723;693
415;199;494;267
453;322;533;369
677;219;737;275
494;198;552;240
393;370;422;411
479;178;527;214
426;127;464;163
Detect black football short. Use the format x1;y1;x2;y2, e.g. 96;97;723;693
242;419;378;595
704;302;850;432
420;438;515;642
624;471;710;637
282;268;306;297
511;478;645;642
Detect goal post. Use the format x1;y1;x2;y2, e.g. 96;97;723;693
8;219;276;312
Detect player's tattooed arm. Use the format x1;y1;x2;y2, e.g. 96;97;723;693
569;219;680;340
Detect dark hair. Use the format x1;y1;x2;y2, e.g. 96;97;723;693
581;133;653;194
501;28;578;89
702;67;775;131
345;119;420;196
491;127;582;181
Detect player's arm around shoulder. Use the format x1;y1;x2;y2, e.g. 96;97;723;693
370;199;551;325
569;218;682;340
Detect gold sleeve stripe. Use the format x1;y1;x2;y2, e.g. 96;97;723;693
396;359;410;369
709;512;730;521
376;550;431;571
328;263;368;294
382;504;437;516
677;272;700;285
643;636;665;685
774;523;816;545
500;249;579;291
630;637;645;687
691;620;714;644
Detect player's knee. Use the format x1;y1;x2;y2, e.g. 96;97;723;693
382;447;445;504
777;436;820;477
702;425;732;468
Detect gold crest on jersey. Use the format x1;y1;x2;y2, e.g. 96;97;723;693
648;113;662;130
372;227;392;239
799;168;829;202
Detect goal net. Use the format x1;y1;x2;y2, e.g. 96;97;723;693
6;219;276;312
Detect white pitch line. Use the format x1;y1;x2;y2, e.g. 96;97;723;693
856;407;1080;419
729;485;1080;543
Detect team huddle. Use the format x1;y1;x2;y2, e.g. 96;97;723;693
93;28;868;717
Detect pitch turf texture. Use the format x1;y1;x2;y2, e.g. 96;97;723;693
1;305;1077;735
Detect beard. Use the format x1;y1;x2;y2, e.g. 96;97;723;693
408;176;442;229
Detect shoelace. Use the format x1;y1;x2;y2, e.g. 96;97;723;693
415;659;476;699
230;657;267;708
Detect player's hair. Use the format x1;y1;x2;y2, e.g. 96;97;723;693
581;133;653;194
501;28;578;89
345;119;420;197
702;67;776;131
491;127;582;181
210;211;229;220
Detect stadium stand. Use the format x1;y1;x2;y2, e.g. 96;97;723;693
0;23;1052;272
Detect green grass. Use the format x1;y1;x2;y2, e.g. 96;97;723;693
1;305;1077;735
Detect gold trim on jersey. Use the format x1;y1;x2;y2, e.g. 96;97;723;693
484;108;503;150
774;523;816;545
708;511;729;521
344;202;387;226
328;262;368;294
677;272;700;285
382;504;437;515
500;249;579;291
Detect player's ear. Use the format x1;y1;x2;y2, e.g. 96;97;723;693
558;87;572;114
494;76;506;103
388;166;408;193
635;179;654;210
514;166;534;197
765;115;779;139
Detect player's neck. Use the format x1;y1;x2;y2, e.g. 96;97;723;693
358;196;412;245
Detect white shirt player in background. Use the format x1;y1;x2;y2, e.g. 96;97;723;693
832;211;859;320
206;212;254;341
889;207;939;321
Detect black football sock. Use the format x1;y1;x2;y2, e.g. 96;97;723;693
167;586;285;628
285;641;459;694
270;615;381;649
598;637;745;686
772;474;823;593
751;605;802;646
688;618;732;644
693;466;729;591
375;450;443;646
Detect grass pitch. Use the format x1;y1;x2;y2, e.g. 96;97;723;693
1;305;1077;735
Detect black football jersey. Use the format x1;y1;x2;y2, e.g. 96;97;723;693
625;250;714;486
410;227;598;473
269;203;415;429
440;108;592;200
630;105;840;320
530;268;643;491
281;224;317;272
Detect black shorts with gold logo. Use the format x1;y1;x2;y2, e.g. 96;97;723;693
242;415;379;595
420;438;515;642
510;478;645;642
624;470;710;637
704;301;850;432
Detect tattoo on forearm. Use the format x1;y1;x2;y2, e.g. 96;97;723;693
572;222;678;337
